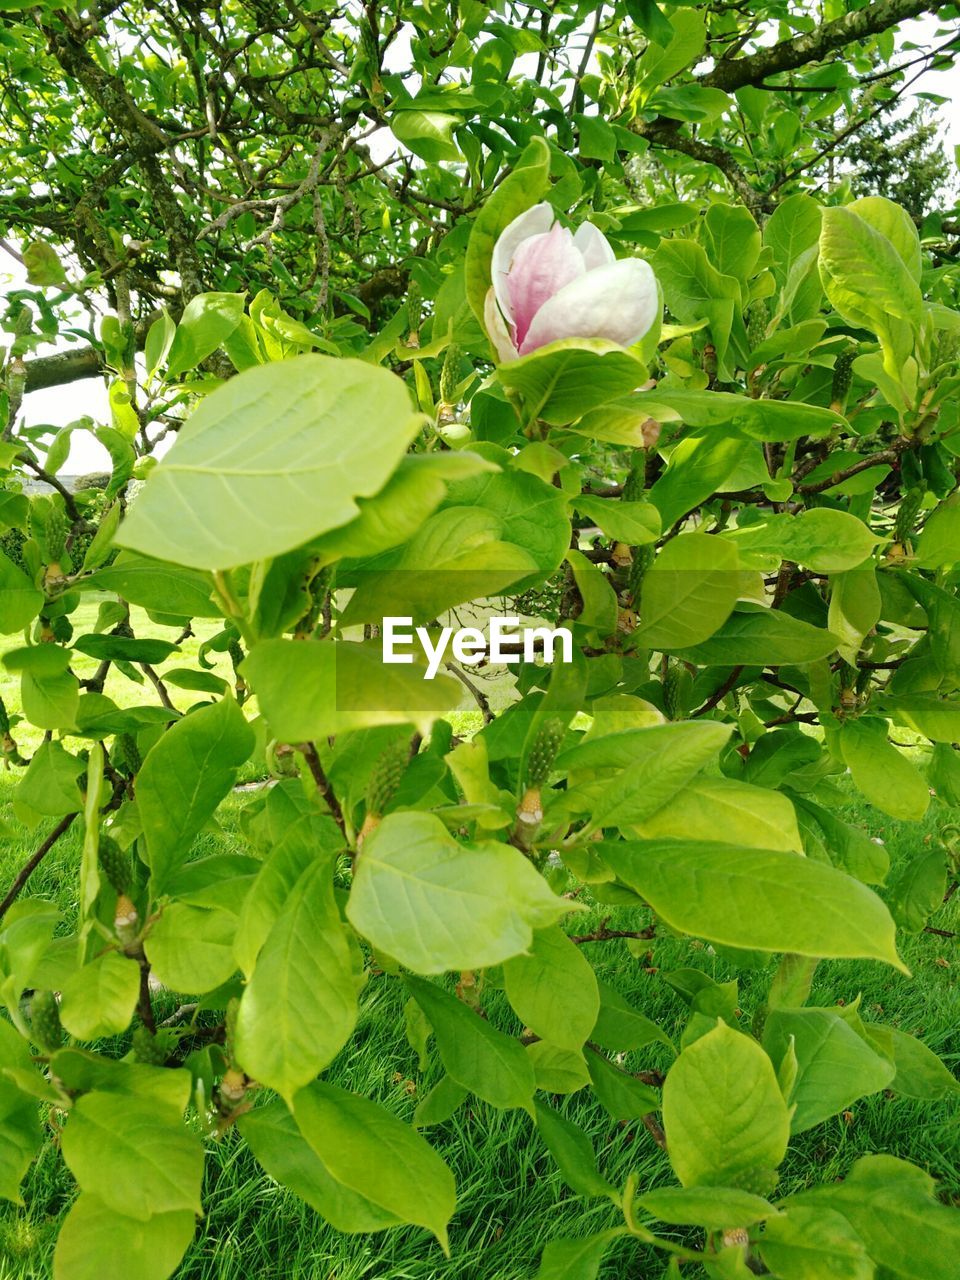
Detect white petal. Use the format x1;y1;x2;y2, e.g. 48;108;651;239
573;221;615;271
491;202;554;325
483;287;520;362
519;257;660;355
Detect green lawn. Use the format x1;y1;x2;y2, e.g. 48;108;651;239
0;607;958;1278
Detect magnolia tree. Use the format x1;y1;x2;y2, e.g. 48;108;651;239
2;1;960;1278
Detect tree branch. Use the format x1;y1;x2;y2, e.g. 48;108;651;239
0;815;76;923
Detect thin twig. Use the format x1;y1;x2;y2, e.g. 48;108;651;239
0;814;76;923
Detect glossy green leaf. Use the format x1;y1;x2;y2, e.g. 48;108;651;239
503;927;599;1051
662;1022;789;1187
117;356;423;569
348;812;575;974
59;952;140;1040
53;1195;196;1280
598;839;904;968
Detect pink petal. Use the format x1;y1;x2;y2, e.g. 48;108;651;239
492;202;554;326
507;223;585;349
573;222;615;271
483;287;520;362
519;257;660;355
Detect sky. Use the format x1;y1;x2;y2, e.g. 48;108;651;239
4;11;958;476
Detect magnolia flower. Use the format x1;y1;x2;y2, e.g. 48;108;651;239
484;203;659;362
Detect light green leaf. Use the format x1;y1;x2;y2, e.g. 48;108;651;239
504;927;599;1051
137;697;254;890
527;1042;591;1094
914;495;960;568
573;495;660;544
585;1048;659;1120
598;839;904;969
662;1022;789;1187
407;975;535;1110
61;1092;203;1221
391;109;462;162
165;292;245;377
790;1154;960;1280
234;860;356;1101
348;812;575;974
535;1229;625;1280
759;1204;873;1280
497;339;649;425
731;509;878;573
638;1185;779;1229
17;740;84;816
240;1099;400;1232
874;1027;960;1101
839;718;930;822
117;355;423;570
53;1195;196;1280
677;609;840;666
635;777;803;852
764;1007;895;1133
59;952;140;1040
292;1081;456;1248
534;1100;615;1199
635;532;740;649
0;550;42;634
143;904;237;993
243;639;460;740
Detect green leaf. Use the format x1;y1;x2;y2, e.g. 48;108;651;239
882;694;960;743
242;639;460;740
85;554;218;617
635;532;740;649
71;633;179;664
763;1007;895;1133
650;239;741;377
585;1048;659;1120
464;136;551;323
413;1075;469;1128
598;839;904;969
573;495;660;545
591;979;673;1053
790;1154;960;1280
116;356;423;570
348;812;575;974
849;195;922;281
914;494;960;568
17;740;84;816
758;1204;873;1280
635;777;803;853
137;697;254;890
649;434;758;528
53;1195;196;1280
143;904;237;993
839;718;930;822
503;927;600;1051
165;292;245;377
534;1100;615;1199
0;550;42;634
676;609;840;666
61;1092;203;1221
292;1081;456;1248
662;1022;790;1187
391;109;462;162
535;1230;625;1280
929;741;960;805
638;1185;779;1229
0;1020;42;1205
527;1042;591;1094
875;1027;960;1101
407;975;535;1110
829;563;881;666
637;387;841;440
496;339;649;425
240;1099;400;1231
730;509;878;573
559;721;732;830
886;845;947;934
59;952;140;1040
819;206;922;372
234;859;357;1101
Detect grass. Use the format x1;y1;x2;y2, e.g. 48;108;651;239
0;605;958;1277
